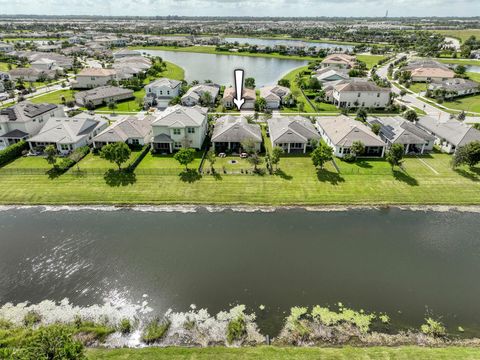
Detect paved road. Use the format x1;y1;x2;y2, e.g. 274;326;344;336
0;79;71;107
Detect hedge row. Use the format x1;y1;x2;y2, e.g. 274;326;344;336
0;141;28;167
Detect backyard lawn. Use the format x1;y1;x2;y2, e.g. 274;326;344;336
87;346;480;360
29;89;77;104
432;29;480;43
0;150;479;205
442;94;480;113
73;150;143;171
0;62;15;71
356;54;386;69
408;83;428;94
0;155;55;170
280;66;317;113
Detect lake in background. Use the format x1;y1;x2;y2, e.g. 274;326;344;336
1;207;480;336
224;37;354;51
141;50;307;86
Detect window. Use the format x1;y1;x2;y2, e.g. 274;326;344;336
174;142;182;148
131;139;140;145
167;90;170;95
173;129;181;135
60;144;70;151
187;127;195;134
357;93;361;97
160;90;163;95
91;77;96;80
377;93;380;97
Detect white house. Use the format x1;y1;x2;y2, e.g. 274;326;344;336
313;67;350;83
211;115;262;153
72;68;117;89
367;116;435;154
30;58;59;72
259;85;292;109
402;60;455;83
145;78;182;109
181;84;220;107
151;105;208;153
325;79;391;109
27;113;108;154
92;114;152;148
316;115;386;158
0;102;65;149
267;115;320;153
222;87;256;110
416;116;480;154
0;42;14;53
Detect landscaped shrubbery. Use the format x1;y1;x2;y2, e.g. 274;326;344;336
0;141;28;167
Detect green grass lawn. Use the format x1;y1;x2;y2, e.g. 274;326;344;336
74;151;142;171
131;45;319;61
136;151;203;171
432;29;480;43
467;72;480;83
356;55;386;69
29;89;76;104
0;62;15;71
437;58;480;67
408;83;428;94
1;156;54;170
442;94;480;113
87;346;480;360
280;66;316;113
1;151;480;205
214;156;257;173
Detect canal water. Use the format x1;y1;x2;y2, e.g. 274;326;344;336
140;50;307;86
0;206;479;336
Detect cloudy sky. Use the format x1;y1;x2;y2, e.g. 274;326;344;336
0;0;477;17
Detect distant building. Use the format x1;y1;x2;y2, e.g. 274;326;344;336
402;60;455;82
428;78;480;99
313;67;350;83
259;85;292;109
9;67;56;82
324;79;391;109
0;42;14;53
319;54;356;69
113;49;141;59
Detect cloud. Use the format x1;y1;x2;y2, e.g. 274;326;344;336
0;0;476;17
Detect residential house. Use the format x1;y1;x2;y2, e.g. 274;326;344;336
72;68;117;89
0;102;65;149
222;87;256;110
267;115;320;153
113;56;151;80
211;115;262;153
30;58;59;72
145;78;182;109
259;85;292;109
27;113;108;154
428;78;480;98
74;86;134;107
92;115;152;148
317;115;386;158
313;67;350;83
0;42;14;53
319;54;356;69
151;105;208;153
181;84;220;107
367;116;434;154
113;49;141;59
324;79;391;109
416;116;480;154
402;60;455;82
9;67;56;82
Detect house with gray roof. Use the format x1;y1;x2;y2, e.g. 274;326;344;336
0;101;65;149
416;117;480;154
74;86;134;107
92;115;152;148
113;49;141;59
313;67;350;83
151;105;208;153
181;84;220;107
144;78;182;109
27;113;108;154
259;85;292;109
316;115;386;158
367;116;434;154
267;115;320;153
9;67;57;82
325;79;391;109
211;115;262;153
428;78;479;99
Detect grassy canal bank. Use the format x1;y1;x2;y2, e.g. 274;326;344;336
0;152;479;205
87;346;480;359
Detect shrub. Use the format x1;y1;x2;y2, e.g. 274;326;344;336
226;316;247;344
343;153;356;163
119;319;132;335
420;318;446;337
25;325;85;360
141;318;170;344
23;310;41;327
0;140;28;167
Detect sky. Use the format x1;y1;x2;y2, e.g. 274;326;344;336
0;0;478;17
